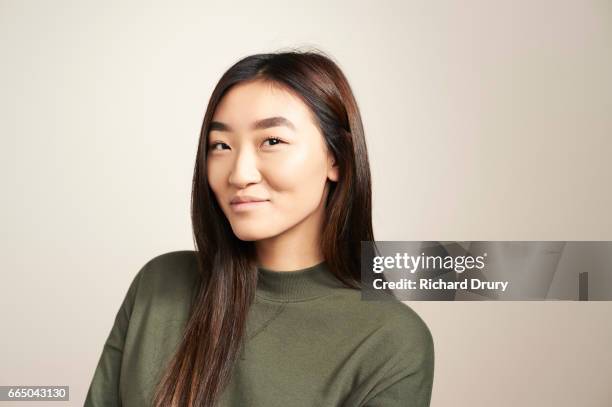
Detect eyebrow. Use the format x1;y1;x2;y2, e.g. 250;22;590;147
209;116;296;133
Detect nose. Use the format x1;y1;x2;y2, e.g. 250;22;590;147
228;145;262;188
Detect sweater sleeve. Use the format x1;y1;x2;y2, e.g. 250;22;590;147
84;264;146;407
362;316;435;407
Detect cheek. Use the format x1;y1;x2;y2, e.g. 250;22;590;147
267;150;326;199
206;161;226;197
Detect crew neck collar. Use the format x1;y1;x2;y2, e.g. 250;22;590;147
255;261;346;302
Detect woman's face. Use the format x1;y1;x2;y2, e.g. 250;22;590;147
206;79;338;242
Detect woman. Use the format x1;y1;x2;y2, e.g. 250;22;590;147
85;49;434;407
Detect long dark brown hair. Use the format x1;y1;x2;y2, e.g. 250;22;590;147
151;47;375;406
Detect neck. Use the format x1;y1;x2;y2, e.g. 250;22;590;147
255;260;346;301
255;216;325;272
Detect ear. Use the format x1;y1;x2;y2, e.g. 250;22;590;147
327;155;339;182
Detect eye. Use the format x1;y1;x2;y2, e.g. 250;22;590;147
262;137;285;147
209;142;229;151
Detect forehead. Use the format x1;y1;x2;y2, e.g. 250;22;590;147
212;79;315;130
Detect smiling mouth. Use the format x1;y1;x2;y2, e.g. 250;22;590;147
230;200;270;212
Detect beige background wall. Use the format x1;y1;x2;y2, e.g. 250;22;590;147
1;0;610;405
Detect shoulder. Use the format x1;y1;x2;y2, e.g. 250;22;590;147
132;250;200;305
337;290;434;361
139;250;198;279
381;299;432;345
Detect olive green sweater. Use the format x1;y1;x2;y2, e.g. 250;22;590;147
84;251;434;406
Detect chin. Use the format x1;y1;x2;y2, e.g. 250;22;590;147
231;226;275;242
231;221;290;242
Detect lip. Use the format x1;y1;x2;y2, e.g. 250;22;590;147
230;194;269;204
230;200;270;212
